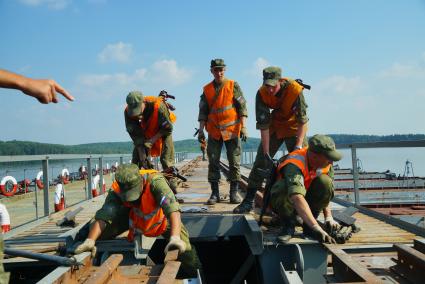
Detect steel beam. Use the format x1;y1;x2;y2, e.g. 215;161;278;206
333;197;425;237
280;262;303;284
414;239;425;254
350;146;360;206
392;243;425;283
326;245;382;283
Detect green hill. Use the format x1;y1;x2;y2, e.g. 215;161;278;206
1;134;424;155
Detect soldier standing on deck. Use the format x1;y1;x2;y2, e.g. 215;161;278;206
234;66;309;214
197;59;248;205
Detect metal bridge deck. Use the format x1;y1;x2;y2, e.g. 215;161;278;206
3;157;425;283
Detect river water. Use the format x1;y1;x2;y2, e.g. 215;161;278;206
1;149;424;183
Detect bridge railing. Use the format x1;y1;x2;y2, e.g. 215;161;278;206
0;152;187;229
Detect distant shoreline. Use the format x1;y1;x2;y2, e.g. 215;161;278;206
1;134;425;155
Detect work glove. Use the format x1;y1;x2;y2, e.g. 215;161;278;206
144;140;153;150
311;224;336;244
325;216;341;235
240;127;248;142
197;129;205;143
74;238;97;257
164;235;186;254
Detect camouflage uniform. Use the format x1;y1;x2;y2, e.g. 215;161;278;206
125;94;177;189
271;163;335;219
234;68;308;213
94;173;201;277
198;80;247;183
0;234;10;284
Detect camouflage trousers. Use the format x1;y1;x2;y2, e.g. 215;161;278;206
246;133;306;191
95;218;202;278
271;174;335;219
0;234;10;284
132;134;178;191
207;136;241;182
132;134;175;170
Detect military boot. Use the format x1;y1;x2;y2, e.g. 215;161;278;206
229;181;242;204
206;182;220;205
277;219;296;244
233;188;256;213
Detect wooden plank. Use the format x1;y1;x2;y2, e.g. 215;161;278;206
156;261;181;284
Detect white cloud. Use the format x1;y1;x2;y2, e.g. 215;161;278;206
98;42;133;63
76;59;192;99
314;75;363;96
78;68;147;87
150;59;192;85
379;62;425;78
19;0;71;10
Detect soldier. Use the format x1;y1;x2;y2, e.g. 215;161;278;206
271;134;342;243
125;91;178;192
74;164;202;277
197;59;248;205
234;66;309;213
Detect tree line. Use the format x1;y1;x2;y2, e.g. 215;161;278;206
1;134;424;155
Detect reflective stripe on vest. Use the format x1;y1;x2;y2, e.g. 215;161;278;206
277;147;330;190
204;80;241;141
209;104;236;114
113;169;168;240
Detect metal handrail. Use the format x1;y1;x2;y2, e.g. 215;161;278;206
0;154;132;163
335;140;425;206
0;151;188;222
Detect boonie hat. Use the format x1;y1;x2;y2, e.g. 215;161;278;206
308;134;342;162
115;164;142;202
126;91;144;117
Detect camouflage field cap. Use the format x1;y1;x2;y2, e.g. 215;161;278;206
210;58;226;69
263;66;282;87
115;164;142;202
126;91;144;117
308;134;342;162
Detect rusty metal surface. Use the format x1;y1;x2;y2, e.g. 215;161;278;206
325;245;385;283
84;254;123;284
391;244;425;284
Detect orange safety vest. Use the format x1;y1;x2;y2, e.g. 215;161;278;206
258;78;304;139
112;169;168;241
204;80;241;141
140;97;176;157
276;147;331;190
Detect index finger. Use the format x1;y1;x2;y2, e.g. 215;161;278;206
54;81;75;101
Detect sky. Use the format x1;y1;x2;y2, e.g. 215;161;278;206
1;0;425;145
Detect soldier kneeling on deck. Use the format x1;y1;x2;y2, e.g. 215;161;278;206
271;134;342;244
73;164;202;277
